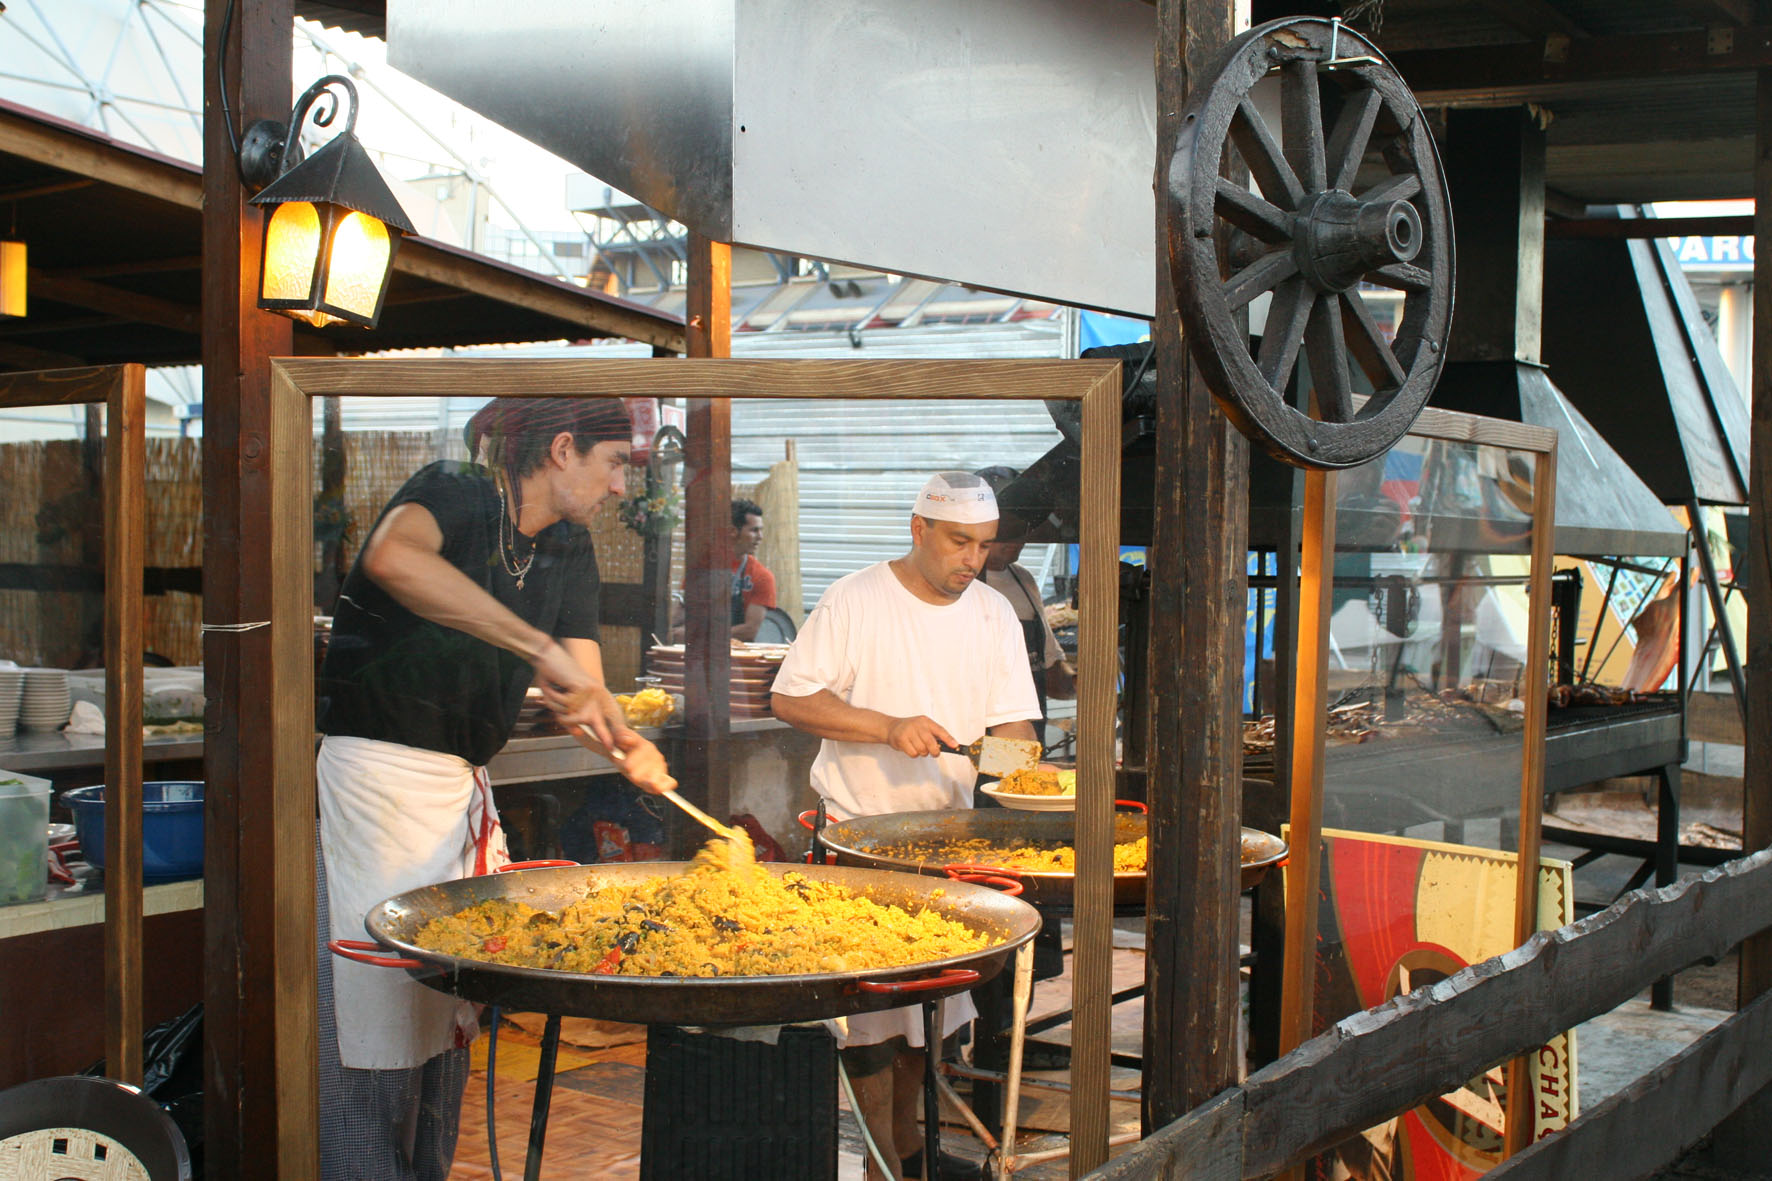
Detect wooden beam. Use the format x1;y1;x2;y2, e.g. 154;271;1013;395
0;105;200;210
1393;26;1772;98
1743;43;1772;1004
0;366;118;405
395;239;686;353
1477;0;1590;41
1142;0;1248;1152
1105;849;1772;1178
28;269;201;335
1488;989;1772;1179
1682;0;1757;26
1245;851;1772;1176
0;178;96;202
0;342;85;370
681;232;732;852
201;0;313;1176
0;314;114;339
1546;214;1755;238
56;255;204;280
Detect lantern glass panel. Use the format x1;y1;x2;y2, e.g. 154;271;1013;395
0;240;24;317
263;202;322;303
324;211;392;322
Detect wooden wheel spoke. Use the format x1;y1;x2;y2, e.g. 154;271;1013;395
1358;172;1422;206
1304;295;1354;423
1224;250;1300;311
1367;262;1432;292
1214;178;1294;242
1231;98;1305;211
1340;291;1407;392
1281;59;1327;193
1257;279;1314;391
1325;86;1382;193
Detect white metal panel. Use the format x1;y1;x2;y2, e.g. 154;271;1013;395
730;0;1157;316
387;0;1160;316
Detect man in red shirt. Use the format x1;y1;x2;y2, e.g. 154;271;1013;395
729;497;777;641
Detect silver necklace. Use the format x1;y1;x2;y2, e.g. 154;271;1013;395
497;480;535;589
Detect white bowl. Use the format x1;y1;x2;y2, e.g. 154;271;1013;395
980;785;1077;811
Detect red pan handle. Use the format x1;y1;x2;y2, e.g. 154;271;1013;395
797;809;820;831
1114;799;1149;813
328;939;424;970
854;968;981;995
945;872;1024;896
497;859;579;871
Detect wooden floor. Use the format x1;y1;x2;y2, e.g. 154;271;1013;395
447;931;1147;1179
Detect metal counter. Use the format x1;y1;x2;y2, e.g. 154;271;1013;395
0;716;797;784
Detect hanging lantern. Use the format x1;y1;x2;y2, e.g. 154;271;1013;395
0;239;23;318
243;76;415;330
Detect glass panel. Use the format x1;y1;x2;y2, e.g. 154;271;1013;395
310;391;1100;869
1320;437;1539;848
1308;434;1557;1172
322;210;392;321
261;201;320;302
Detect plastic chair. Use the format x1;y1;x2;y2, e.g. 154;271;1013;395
0;1075;191;1180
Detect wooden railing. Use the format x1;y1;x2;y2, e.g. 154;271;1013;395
1089;847;1772;1180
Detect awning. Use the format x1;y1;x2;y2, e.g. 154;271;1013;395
0;98;684;372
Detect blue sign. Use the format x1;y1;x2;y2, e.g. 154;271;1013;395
1079;311;1150;352
1667;235;1755;272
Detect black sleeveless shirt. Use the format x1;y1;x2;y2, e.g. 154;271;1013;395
318;461;601;766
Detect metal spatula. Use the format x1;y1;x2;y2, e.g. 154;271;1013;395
574;722;740;844
938;735;1043;776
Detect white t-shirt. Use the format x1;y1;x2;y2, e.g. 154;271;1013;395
772;560;1040;819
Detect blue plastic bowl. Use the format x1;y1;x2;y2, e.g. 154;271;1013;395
61;781;204;882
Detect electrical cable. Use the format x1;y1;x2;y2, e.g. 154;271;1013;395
486;1005;503;1181
215;0;247;181
835;1055;897;1180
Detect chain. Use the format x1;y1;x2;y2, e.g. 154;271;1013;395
496;478;535;589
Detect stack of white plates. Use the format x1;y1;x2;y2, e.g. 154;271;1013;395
0;668;21;732
19;668;71;732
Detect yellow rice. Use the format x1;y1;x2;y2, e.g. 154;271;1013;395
414;836;990;978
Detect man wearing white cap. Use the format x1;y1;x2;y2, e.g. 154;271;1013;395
772;471;1041;1180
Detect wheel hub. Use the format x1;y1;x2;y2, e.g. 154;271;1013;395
1293;189;1423;293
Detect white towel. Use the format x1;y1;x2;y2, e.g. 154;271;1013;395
317;735;510;1069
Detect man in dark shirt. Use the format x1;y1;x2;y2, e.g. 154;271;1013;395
315;396;673;1181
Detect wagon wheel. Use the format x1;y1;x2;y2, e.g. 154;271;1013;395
1168;17;1454;470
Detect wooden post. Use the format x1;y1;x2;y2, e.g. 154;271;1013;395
315;396;347;612
1278;469;1336;1057
1144;0;1250;1136
202;1;316;1175
103;367;146;1086
1503;444;1556;1155
682;232;732;842
1742;41;1772;1004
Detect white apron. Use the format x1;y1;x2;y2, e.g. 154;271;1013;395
318;735;511;1070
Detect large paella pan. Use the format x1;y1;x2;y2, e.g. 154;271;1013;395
348;861;1041;1026
814;809;1287;907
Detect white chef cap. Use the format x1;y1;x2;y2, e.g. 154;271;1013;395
913;471;998;524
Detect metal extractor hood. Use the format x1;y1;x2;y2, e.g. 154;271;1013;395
1542;207;1751;507
386;0;1161;317
1428;361;1686;558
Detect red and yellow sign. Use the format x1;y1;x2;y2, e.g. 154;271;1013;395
1300;829;1577;1180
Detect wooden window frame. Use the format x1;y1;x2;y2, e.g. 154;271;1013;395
0;363;146;1084
267;355;1126;1159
